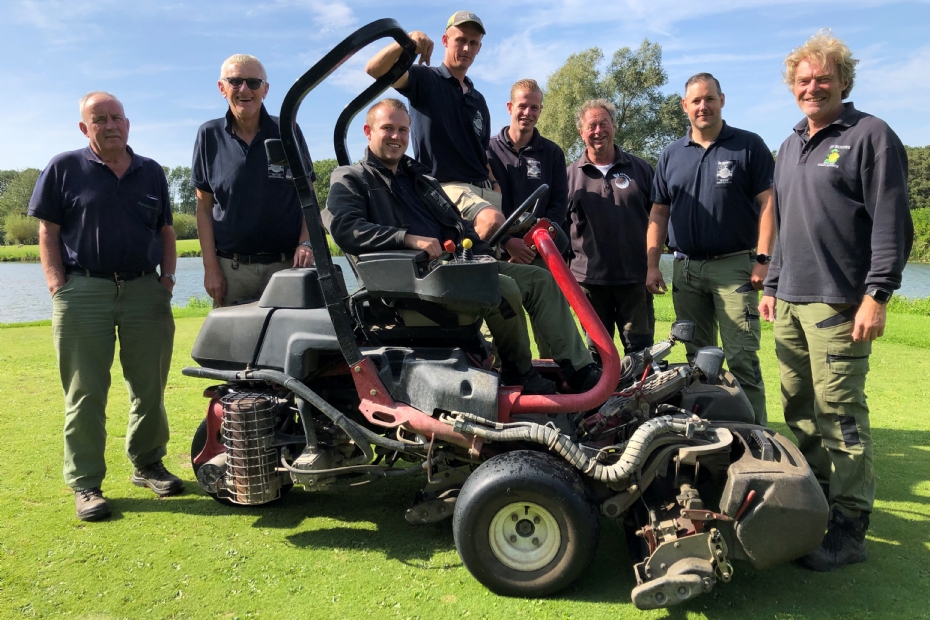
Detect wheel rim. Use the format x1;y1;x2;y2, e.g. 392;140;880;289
488;502;561;571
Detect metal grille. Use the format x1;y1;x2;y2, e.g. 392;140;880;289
221;391;282;505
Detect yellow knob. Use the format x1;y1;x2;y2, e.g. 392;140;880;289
462;238;473;250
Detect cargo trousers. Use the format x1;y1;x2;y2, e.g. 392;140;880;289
52;274;175;490
672;254;766;425
774;300;874;517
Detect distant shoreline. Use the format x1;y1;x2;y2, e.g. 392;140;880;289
0;238;345;261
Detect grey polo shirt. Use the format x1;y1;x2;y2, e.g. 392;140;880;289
191;105;314;255
28;146;172;273
652;122;774;257
566;146;655;286
763;103;913;304
397;64;491;185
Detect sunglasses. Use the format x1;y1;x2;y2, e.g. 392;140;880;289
224;77;265;90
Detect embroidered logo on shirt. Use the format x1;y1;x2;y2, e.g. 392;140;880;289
525;158;541;179
612;173;631;189
818;144;850;168
268;163;286;179
473;111;484;137
716;160;736;185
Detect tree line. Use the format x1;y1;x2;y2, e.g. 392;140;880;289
1;38;928;249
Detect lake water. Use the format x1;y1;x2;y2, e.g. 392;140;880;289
2;255;929;324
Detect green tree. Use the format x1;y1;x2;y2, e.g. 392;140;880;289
538;40;687;164
0;168;40;243
0;170;18;198
313;158;339;209
905;145;930;210
162;165;197;214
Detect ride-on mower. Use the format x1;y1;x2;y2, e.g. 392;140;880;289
182;19;828;610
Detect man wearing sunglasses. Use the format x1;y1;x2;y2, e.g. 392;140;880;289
192;54;316;307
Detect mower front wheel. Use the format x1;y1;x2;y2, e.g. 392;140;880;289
453;450;600;597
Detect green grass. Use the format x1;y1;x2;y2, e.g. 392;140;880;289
1;307;929;619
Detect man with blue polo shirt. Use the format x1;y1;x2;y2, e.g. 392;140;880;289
760;32;912;571
192;54;315;307
365;11;506;242
646;73;775;424
29;91;183;522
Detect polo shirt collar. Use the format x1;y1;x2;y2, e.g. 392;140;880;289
224;104;274;137
498;126;542;153
793;101;859;137
684;120;735;147
82;145;143;172
575;144;629;169
437;63;475;91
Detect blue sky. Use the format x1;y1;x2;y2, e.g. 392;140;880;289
5;0;929;171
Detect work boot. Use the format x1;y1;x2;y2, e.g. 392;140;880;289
501;366;558;395
797;509;869;571
75;487;111;522
131;460;185;497
566;362;602;392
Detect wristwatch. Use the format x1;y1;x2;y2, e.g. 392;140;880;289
867;287;892;304
299;240;312;248
160;273;176;284
755;253;772;265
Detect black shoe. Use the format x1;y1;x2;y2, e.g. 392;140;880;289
797;510;869;572
75;487;111;522
501;367;558;395
568;362;602;392
131;460;185;497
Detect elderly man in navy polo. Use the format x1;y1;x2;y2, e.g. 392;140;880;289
365;11;507;241
192;54;316;307
29;91;183;522
646;73;775;424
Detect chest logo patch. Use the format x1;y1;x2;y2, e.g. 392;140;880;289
268;163;286;179
716;160;736;185
525;158;542;179
612;173;631;189
473;111;484;137
823;148;842;165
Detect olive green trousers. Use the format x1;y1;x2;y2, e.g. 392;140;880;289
774;300;873;517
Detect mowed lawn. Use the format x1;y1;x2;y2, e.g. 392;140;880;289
1;302;929;619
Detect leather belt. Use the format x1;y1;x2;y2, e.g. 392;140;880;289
673;249;753;261
216;250;294;264
64;266;150;282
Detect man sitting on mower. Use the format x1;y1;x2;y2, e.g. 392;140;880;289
323;98;600;395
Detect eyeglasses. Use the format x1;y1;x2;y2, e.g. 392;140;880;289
224;77;265;90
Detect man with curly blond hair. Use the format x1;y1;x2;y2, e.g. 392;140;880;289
759;31;913;571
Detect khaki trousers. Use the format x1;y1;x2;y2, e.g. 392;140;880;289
216;256;291;307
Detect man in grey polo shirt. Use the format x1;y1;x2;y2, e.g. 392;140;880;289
192;54;315;307
760;32;913;571
365;11;506;241
29;92;183;521
647;73;775;424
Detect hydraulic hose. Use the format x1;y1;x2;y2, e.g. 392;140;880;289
448;412;707;485
182;367;412;455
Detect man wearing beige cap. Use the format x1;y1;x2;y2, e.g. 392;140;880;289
366;11;506;241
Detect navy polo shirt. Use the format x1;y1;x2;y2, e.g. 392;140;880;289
28;146;172;273
487;126;569;223
397;64;491;185
651;122;774;256
191;105;315;254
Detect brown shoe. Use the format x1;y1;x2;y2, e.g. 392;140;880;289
131;460;184;496
75;487;111;522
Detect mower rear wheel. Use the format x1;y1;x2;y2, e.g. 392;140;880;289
453;450;599;597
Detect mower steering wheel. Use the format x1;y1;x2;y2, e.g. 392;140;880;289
486;184;549;248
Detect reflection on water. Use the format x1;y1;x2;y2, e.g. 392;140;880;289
2;256;929;324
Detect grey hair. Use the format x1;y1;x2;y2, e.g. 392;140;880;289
78;91;122;117
220;54;267;80
575;99;616;130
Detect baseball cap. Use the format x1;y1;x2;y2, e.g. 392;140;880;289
446;11;486;35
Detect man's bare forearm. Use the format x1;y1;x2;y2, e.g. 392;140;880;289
756;189;775;255
195;189;219;269
38;220;66;295
646;203;671;269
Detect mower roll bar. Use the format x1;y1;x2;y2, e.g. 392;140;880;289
275;19;417;366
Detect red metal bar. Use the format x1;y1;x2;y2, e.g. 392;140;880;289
506;221;621;415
